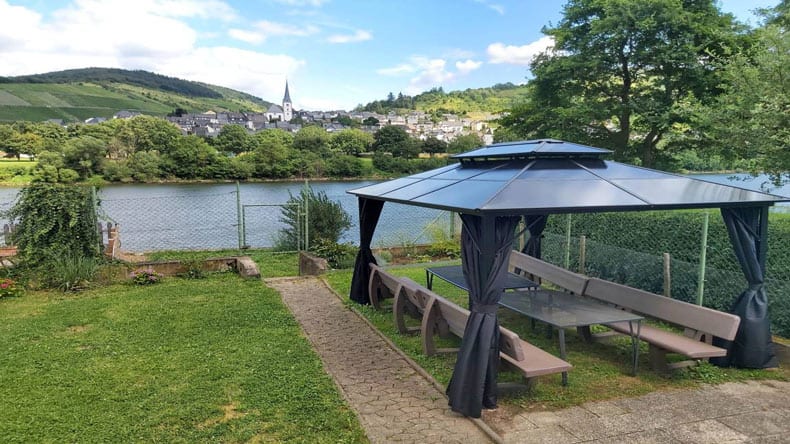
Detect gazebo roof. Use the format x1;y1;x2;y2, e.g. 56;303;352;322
348;139;788;215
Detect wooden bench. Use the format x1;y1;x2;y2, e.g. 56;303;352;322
368;263;403;310
508;250;589;296
419;289;572;386
583;277;741;372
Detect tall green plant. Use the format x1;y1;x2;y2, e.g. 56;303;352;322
5;183;101;268
276;185;351;251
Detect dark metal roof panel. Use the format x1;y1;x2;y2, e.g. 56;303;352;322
453;139;612;159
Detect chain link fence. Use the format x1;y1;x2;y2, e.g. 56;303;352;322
535;210;790;337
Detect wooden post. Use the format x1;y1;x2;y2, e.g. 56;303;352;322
663;252;671;298
579;235;586;274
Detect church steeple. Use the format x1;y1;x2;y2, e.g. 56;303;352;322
282;80;293;122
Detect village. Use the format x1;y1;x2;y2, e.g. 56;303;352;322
86;82;499;145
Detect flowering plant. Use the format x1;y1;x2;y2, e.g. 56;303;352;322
129;268;163;285
0;277;23;298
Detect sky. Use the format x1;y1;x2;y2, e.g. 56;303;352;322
0;0;779;111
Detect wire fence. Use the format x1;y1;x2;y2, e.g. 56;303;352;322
1;183;787;335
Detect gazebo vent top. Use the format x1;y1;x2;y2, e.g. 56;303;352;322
452;139;611;161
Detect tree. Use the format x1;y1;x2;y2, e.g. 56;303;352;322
698;4;789;184
421;137;447;154
447;134;482;154
215;124;252;155
362;116;380;126
499;0;747;167
62;135;108;179
373;126;419;158
330;129;374;155
250;129;295;178
293;125;330;154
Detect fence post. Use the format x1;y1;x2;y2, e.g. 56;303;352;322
241;205;247;249
564;214;572;269
663;253;671;298
449;211;456;240
236;181;243;250
91;186;102;254
696;211;709;305
579;235;586;274
303;180;309;251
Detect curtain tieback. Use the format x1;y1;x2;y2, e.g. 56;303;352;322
472;304;499;314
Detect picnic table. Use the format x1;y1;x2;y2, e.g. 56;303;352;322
499;290;643;385
425;264;539;292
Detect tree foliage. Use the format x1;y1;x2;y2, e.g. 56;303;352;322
499;0;747;167
5;182;100;267
276;185;351;251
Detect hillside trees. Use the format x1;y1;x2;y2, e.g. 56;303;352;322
214;124;253;155
499;0;748;168
330;129;374;155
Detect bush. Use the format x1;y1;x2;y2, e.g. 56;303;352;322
5;183;101;268
276;185;351;251
130;268;163;285
311;239;357;269
0;278;23;298
43;254;99;291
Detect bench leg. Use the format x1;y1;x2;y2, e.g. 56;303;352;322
648;345;670;374
577;326;593;343
393;291;419;335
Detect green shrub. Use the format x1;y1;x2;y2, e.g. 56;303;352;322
0;277;23;298
129;268;164;285
43;253;99;291
276;185;351;251
311;239;357;269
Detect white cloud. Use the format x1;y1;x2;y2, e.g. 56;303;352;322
487;36;554;65
273;0;329;6
254;20;320;38
228;28;265;44
404;58;455;95
327;29;372;44
376;63;416;76
473;0;504;15
455;59;482;74
0;0;302;104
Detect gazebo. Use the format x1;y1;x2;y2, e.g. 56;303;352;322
347;139;787;418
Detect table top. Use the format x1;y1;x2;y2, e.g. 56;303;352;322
499;290;643;329
426;264;539;291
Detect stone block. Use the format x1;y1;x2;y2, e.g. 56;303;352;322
299;251;328;276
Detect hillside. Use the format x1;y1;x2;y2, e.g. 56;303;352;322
357;83;530;116
0;68;273;122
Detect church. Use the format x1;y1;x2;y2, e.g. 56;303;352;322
264;81;293;122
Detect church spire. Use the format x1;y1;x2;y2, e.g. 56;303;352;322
283;80;292;103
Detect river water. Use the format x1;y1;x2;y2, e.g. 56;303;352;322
0;173;787;252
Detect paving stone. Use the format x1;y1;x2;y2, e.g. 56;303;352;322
717;410;789;438
666;419;750;444
267;277;492;443
587;428;681;444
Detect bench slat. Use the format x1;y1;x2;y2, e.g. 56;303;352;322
585;278;740;341
607;322;727;359
509;251;588;295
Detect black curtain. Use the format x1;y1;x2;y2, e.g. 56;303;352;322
349;197;385;305
521;214;548;258
446;213;520;418
712;206;777;368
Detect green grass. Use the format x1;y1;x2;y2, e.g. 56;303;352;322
324;263;789;411
0;273;366;443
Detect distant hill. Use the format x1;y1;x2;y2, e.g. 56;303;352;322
356;83;530;117
0;68;274;122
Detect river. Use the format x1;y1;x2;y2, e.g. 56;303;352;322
0;173;787;252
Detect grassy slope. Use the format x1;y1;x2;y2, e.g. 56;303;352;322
0;81;272;123
0;272;365;443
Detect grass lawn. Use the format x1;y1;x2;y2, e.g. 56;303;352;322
147;249;300;278
0;272;366;443
325;263;790;411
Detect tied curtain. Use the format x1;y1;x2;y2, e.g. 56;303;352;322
349;197;385;305
446;213;520;418
712;206;777;368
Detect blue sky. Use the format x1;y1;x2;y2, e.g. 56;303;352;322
0;0;777;111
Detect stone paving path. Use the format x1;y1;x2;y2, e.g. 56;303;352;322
265;276;492;444
498;379;790;443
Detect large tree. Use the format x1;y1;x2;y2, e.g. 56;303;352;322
699;2;788;184
499;0;747;167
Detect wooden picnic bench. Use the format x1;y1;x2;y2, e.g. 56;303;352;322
508;250;588;296
420;289;572;385
582;277;741;372
369;264;428;334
